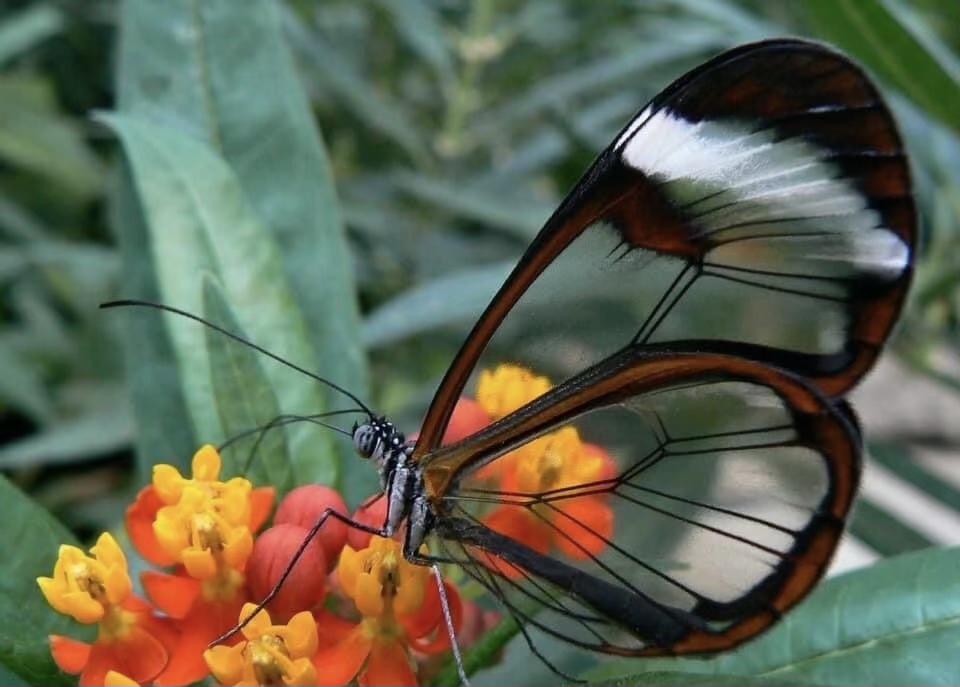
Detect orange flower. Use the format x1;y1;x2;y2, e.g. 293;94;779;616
475;364;552;421
204;604;318;687
124;446;275;686
143;567;249;686
127;445;274;567
473;365;554;481
314;538;461;686
482;426;617;577
38;533;176;686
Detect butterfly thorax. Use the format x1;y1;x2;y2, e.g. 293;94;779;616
352;417;435;555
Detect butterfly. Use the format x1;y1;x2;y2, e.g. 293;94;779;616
370;37;915;659
109;36;915;676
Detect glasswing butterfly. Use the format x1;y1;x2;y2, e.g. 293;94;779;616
109;36;915;678
357;37;914;659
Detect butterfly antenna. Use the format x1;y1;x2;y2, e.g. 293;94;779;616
220;409;360;453
100;299;373;416
221;410;362;478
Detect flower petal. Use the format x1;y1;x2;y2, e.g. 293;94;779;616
553;498;614;560
204;644;244;686
240;601;273;639
78;643;119;687
152;464;185;504
191;444;222;481
360;640;416;687
60;590;105;624
284;611;319;658
152;622;215;686
249;486;277;532
141;571;200;619
476;365;552;421
49;635;91;674
336;545;361;598
314;609;359;646
286;657;319;687
313;628;372;687
405;581;462;654
442;399;490;445
354;569;384;618
183;547;218;580
116;626;169;684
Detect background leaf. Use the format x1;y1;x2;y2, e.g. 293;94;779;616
586;546;960;686
100;112;338;490
804;0;960;131
203;276;294;491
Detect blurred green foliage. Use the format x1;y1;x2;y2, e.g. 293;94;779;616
1;1;959;685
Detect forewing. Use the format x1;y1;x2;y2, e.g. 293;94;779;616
423;347;861;654
415;39;914;455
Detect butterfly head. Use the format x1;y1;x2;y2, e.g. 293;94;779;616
352;416;407;464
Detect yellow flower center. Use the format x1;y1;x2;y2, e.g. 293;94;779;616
204;605;318;687
247;634;290;686
69;561;108;603
368;549;401;599
338;537;428;621
193;511;224;552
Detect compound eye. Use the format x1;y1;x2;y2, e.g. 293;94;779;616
353;424;378;459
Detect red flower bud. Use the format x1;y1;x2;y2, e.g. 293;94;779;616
347;494;388;551
246;523;326;622
274;485;349;568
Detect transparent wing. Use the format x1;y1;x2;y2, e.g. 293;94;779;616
415;39;914;455
422;347;861;654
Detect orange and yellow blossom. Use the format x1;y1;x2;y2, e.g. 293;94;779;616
125;445;274;685
449;364;618;575
483;426;616;574
37;533;176;686
204;604;318;687
314;537;461;686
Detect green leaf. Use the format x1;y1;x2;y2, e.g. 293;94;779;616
598;547;960;686
0;75;103;199
99;113;335;488
0;475;92;685
203;277;295;492
284;7;430;165
805;0;960;131
850;498;935;556
0;4;64;65
0;335;52;424
395;174;550;241
114;0;367;494
374;0;455;94
0;393;132;469
472;39;725;141
363;261;513;348
109;164;197;479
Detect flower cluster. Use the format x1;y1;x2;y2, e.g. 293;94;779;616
38;446;462;686
38;363;615;685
